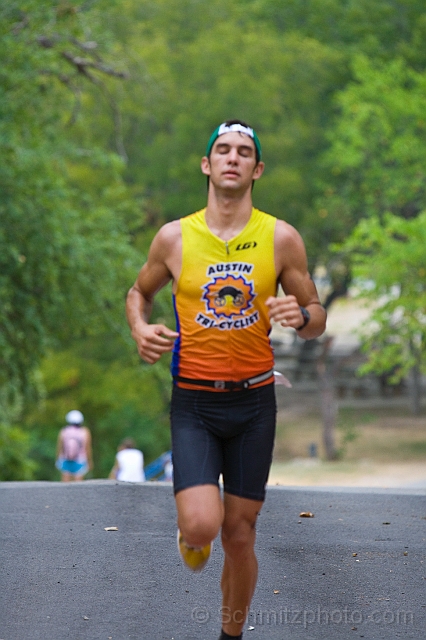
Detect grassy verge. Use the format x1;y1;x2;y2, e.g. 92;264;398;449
274;405;426;463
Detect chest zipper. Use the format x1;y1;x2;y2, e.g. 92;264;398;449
225;241;230;255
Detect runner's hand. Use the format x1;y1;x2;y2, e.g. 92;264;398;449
132;324;179;364
266;295;304;329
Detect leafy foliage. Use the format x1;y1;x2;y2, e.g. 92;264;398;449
0;422;37;481
0;2;139;403
322;57;426;404
342;213;426;382
2;0;426;478
25;343;173;480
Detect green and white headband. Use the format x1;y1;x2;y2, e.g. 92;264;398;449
206;123;262;160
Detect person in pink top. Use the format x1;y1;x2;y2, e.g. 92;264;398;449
56;410;93;482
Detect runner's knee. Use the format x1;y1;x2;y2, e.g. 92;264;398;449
180;514;220;547
176;485;223;547
221;518;256;558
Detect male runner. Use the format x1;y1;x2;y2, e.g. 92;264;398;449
126;120;327;640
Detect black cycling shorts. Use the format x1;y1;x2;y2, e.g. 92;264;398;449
170;383;276;501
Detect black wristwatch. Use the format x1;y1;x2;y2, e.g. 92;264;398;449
296;306;310;330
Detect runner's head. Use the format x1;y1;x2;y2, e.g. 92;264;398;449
206;119;262;164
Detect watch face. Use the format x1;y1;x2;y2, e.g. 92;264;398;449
298;306;310;329
301;307;310;322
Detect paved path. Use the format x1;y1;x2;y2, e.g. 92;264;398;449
1;481;425;640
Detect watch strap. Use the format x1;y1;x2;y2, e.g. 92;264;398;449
296;306;310;330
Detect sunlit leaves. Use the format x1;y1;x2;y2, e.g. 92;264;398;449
0;1;139;402
342;213;426;381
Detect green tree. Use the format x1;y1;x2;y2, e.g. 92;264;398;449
320;56;426;408
0;1;138;407
0;1;153;479
6;0;426;478
117;18;347;263
342;213;426;413
25;342;172;480
315;55;426;284
249;0;426;63
320;56;426;226
0;422;36;481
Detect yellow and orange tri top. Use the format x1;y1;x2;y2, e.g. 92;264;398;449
171;208;278;388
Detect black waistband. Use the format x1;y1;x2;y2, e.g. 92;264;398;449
173;369;274;391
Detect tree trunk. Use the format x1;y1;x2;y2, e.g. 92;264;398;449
409;362;422;415
317;337;338;460
408;339;423;415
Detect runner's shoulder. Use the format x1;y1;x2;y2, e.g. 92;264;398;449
154;219;182;249
275;218;304;249
147;220;182;261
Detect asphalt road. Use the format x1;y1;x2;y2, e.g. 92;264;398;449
1;481;425;640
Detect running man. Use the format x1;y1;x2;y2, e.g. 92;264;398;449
126;120;326;640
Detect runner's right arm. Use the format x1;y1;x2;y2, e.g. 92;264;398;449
126;222;180;364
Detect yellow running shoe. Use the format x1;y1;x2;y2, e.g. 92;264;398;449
177;530;212;572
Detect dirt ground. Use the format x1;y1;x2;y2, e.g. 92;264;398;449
268;459;426;488
268;294;426;489
270;386;426;489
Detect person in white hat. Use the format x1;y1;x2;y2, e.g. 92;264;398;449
55;410;93;482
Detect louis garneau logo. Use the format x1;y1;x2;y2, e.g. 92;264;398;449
236;241;257;250
196;263;259;331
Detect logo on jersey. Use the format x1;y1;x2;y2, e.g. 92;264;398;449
195;263;259;330
203;275;254;318
236;241;257;250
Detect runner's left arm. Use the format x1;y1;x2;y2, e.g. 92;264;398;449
266;220;326;340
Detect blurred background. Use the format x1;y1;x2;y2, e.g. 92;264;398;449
1;0;425;483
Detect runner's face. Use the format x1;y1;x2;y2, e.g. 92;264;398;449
201;132;264;190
